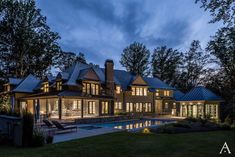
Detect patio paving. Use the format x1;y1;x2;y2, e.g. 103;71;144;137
52;124;123;143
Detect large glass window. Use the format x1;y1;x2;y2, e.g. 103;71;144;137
43;82;49;92
116;86;121;94
115;102;122;110
83;83;99;95
56;81;62;91
131;87;147;96
102;101;109;114
156;90;160;96
88;101;96;114
164;90;170;96
126;103;134;112
205;104;217;118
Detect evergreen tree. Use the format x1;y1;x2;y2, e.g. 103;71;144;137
120;42;150;76
0;0;61;79
151;46;182;85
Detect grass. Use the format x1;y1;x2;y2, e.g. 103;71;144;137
1;130;235;157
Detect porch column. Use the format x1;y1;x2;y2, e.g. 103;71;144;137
201;104;205;118
216;104;219;120
186;105;188;117
110;100;114;115
36;99;40;122
81;99;84;118
46;99;49;116
99;100;102;116
203;104;206;119
58;97;62;120
180;104;183;117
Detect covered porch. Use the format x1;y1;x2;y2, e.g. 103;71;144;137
20;95;114;121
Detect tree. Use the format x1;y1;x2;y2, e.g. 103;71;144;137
0;0;61;79
151;46;182;85
176;40;209;92
120;42;150;76
206;27;235;100
56;52;87;71
196;0;235;26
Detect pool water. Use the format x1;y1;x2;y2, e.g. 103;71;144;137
95;119;172;130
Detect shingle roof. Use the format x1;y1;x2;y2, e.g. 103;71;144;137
179;86;223;101
173;90;185;101
65;62;89;86
8;78;23;85
113;70;135;90
12;74;41;93
143;77;175;90
9;61;175;93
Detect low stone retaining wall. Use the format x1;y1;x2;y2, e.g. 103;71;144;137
75;115;141;124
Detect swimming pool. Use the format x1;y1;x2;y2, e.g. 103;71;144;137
95;119;173;130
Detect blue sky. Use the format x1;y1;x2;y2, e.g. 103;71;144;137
36;0;222;69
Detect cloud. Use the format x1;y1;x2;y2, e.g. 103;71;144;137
36;0;222;69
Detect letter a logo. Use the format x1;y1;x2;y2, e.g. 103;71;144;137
219;142;231;154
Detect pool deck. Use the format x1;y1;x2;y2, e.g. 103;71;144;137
52;124;123;143
47;116;181;143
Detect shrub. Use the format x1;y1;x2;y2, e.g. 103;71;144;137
46;135;53;144
219;123;231;130
32;129;45;147
22;111;34;147
173;122;191;128
224;115;233;125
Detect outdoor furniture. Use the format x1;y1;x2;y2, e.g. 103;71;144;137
52;121;78;132
43;120;55;128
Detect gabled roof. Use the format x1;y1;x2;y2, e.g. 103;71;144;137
78;67;101;81
64;62;89;86
173;90;185;101
8;78;23;85
179;86;223;101
12;74;41;93
113;70;135;90
131;75;148;86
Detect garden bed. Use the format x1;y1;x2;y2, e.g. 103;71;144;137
149;118;232;134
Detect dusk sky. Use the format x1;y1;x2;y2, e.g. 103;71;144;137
36;0;222;69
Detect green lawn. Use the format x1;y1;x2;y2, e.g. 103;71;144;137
1;130;235;157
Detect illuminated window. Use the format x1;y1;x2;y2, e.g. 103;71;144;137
165;102;168;109
143;103;152;112
131;87;147;96
83;83;99;95
164;90;170;96
156;90;159;96
126;103;133;112
102;101;109;114
88;101;96;114
132;87;135;95
115;102;122;110
143;88;147;96
4;85;10;92
116;86;121;94
43;82;49;92
73;100;81;110
56;81;62;91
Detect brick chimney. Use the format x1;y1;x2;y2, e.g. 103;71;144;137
105;59;114;96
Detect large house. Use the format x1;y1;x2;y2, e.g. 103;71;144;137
0;60;223;120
